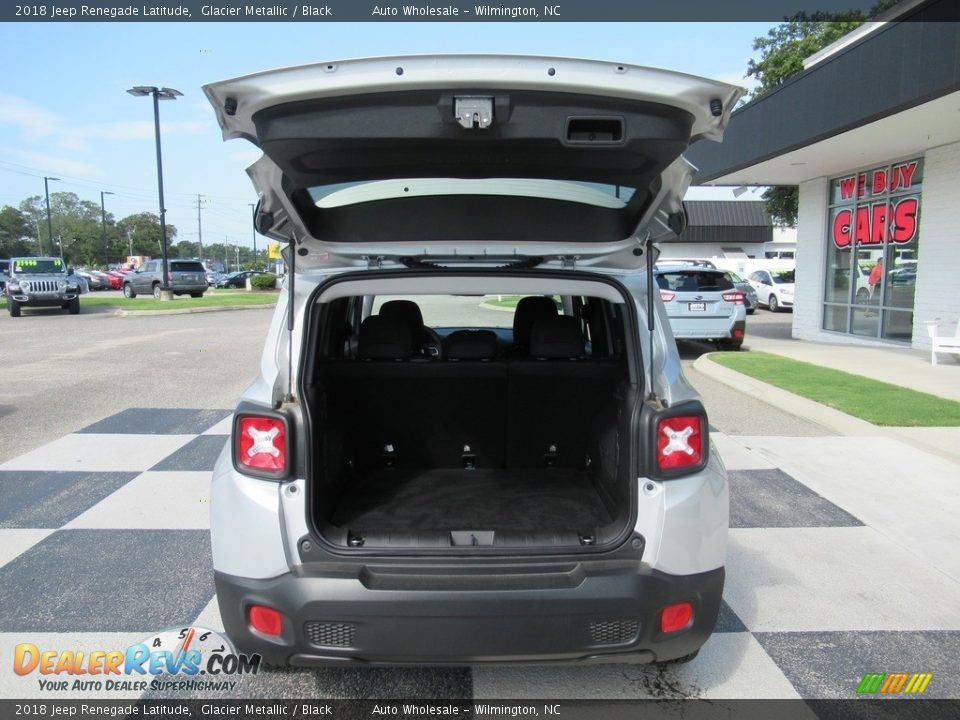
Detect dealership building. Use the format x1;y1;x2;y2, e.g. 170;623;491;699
687;0;959;349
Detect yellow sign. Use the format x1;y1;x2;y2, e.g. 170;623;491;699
267;243;281;260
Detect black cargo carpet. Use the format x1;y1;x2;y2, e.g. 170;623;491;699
331;468;613;532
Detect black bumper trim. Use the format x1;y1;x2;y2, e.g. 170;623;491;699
214;565;724;666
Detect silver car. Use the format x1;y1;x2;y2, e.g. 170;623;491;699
655;264;747;350
204;55;740;667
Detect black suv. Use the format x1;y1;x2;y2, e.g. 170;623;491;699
122;259;208;299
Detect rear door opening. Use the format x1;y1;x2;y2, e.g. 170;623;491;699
301;277;641;554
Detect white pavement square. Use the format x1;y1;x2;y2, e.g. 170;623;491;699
0;434;196;473
736;435;960;582
724;526;960;632
65;472;212;529
201;416;233;436
711;432;778;470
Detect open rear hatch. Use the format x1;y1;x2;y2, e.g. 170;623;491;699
203;55;741;270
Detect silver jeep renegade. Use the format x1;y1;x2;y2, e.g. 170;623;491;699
205;55;740;667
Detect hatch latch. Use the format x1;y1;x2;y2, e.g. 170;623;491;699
455;97;494;129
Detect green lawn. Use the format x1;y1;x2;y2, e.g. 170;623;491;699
710;351;960;427
87;292;279;311
482;295;524;309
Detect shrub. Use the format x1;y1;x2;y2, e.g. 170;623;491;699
250;273;278;290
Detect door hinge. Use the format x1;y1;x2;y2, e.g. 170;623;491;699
561;256;578;270
365;255;384;270
455;97;494;129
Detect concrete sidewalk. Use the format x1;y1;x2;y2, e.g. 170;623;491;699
694;333;960;464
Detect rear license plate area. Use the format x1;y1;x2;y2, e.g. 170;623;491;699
688;302;706;311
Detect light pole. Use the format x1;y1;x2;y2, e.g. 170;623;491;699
127;85;182;300
43;176;60;256
100;191;114;267
249;203;258;269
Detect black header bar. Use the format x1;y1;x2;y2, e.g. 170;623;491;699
4;0;891;23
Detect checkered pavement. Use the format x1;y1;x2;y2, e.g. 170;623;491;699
1;408;958;700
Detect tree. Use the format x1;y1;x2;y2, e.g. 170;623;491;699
745;13;865;226
19;192;113;266
116;212;178;262
0;206;36;257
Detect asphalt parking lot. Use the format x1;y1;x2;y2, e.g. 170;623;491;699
1;304;958;702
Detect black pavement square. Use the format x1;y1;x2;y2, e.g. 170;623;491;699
77;408;231;435
0;529;214;632
714;599;748;633
756;631;960;700
729;469;863;528
0;470;139;529
150;435;229;472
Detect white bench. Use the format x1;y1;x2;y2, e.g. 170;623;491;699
925;320;960;366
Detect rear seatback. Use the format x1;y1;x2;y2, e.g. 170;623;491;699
507;317;623;468
325;314;621;472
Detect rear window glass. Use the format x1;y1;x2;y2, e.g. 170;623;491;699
771;269;795;284
655;271;733;292
371;294;562;329
171;261;205;272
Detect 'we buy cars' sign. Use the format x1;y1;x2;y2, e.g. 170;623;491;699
831;160;920;249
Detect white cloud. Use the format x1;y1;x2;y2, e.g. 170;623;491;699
6;149;100;178
0;93;208;153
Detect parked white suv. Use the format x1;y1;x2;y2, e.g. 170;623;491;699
205;55;740;666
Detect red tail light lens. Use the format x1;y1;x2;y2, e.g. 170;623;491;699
237;415;287;474
656;415;703;471
248;605;283;636
722;291;745;304
659;290;676;303
660;602;694;634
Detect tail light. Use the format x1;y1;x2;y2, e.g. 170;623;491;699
234;412;290;479
659;290;676;303
248;605;283;636
656;415;704;472
660;602;694;634
722;291;744;304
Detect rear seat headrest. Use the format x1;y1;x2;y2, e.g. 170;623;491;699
444;330;498;361
512;296;558;350
529;316;585;359
358;315;416;360
379;300;425;333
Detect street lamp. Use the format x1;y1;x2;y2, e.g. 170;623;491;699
100;191;114;267
43;176;60;255
127;85;182;299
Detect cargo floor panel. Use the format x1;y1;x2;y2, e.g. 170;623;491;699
331;468;614;533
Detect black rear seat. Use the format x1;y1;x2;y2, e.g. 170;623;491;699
327;313;621;473
507;317;622;468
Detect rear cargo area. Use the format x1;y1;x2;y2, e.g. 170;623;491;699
332;468;613;534
304;292;637;551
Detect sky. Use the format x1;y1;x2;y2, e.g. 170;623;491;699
0;21;772;251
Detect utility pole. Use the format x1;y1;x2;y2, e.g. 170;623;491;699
196;193;205;260
249;203;258;269
224;235;229;272
100;191;114;267
43;176;60;255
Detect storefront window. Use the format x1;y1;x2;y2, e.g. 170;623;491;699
823;159;922;342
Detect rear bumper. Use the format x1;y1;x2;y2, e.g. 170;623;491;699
214;564;724;666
